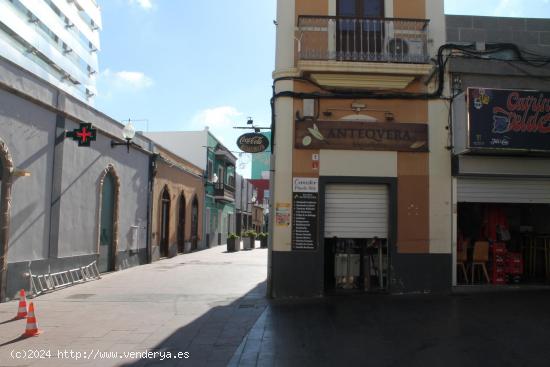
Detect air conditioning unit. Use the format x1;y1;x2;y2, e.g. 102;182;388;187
385;37;426;63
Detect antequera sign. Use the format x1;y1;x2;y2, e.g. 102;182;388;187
468;88;550;152
295;120;428;152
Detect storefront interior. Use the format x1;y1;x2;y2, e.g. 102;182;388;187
457;203;550;286
324;237;389;293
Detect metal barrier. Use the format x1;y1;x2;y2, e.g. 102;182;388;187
29;261;101;297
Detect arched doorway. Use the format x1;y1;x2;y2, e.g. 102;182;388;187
191;196;199;251
177;192;186;253
0;139;14;302
160;186;171;257
98;170;117;273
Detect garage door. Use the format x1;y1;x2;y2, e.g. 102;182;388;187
457;178;550;203
324;184;388;238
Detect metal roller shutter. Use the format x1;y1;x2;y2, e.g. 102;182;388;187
324;184;388;239
457;178;550;203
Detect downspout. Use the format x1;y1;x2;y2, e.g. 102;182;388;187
146;151;158;264
267;80;277;298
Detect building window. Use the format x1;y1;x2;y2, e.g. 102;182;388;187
228;175;235;188
218;166;224;184
337;0;384;17
160;186;171;258
97;165;120;273
207;159;213;181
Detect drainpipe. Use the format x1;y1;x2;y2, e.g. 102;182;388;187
146;152;158;264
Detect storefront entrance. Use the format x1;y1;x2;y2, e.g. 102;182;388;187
323;184;389;292
456;177;550;286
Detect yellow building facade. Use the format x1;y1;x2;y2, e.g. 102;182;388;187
269;0;451;297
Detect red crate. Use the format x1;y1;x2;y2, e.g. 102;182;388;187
492;243;507;254
505;253;523;275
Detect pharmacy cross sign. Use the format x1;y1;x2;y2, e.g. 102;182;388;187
66;123;97;147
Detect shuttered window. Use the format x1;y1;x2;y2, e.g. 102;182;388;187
324;184;388;239
457;178;550;204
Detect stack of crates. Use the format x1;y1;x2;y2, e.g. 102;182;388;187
491;243;507;285
505;252;523;283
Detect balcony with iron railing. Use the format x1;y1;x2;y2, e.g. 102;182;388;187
214;182;235;203
297;16;430;64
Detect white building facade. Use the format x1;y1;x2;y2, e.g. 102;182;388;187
0;0;101;104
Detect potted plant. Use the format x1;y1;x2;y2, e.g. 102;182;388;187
258;232;268;248
227;233;240;252
242;230;257;250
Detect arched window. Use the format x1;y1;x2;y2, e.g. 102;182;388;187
97;165;120;273
160;186;171;257
177;193;186;253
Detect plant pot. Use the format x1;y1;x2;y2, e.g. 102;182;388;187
248;237;256;249
260;238;268;248
243;237;253;250
227;238;238;252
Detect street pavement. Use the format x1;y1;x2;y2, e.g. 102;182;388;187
3;246;550;367
229;289;550;367
0;244;267;367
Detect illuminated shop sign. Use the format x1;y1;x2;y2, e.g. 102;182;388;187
468;88;550;152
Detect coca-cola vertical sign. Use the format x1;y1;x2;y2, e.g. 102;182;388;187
237;133;270;153
468;88;550;152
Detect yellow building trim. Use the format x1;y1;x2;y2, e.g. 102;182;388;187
309;73;416;90
298;60;433;76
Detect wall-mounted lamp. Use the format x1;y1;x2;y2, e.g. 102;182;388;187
212;173;219;184
111;120;136;153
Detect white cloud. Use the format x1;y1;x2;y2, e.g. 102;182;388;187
190;106;252;176
191;106;243;131
128;0;153;9
100;69;154;91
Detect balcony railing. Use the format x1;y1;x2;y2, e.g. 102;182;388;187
214;182;235;203
297;16;430;64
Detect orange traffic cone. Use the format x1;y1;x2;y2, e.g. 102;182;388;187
15;289;27;320
22;302;41;337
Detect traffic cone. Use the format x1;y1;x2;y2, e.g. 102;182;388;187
22;302;41;337
15;289;27;319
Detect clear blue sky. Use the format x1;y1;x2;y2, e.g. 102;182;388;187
95;0;550;175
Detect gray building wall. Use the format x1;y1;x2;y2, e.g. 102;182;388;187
0;87;55;263
446;15;550;91
0;56;150;301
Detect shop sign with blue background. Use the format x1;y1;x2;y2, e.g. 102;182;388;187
468;88;550;152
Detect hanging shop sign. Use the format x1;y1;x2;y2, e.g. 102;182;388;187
295;120;428;152
66;123;97;147
237;133;270;153
467;88;550;153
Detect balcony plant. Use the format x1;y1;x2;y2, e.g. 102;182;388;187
258;232;268;248
227;233;240;252
242;230;257;250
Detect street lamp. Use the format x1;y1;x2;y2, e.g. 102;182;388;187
111;120;136;153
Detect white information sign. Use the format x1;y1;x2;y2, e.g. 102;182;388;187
293;177;319;193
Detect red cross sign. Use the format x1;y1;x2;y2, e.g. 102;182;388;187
66;123;97;147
